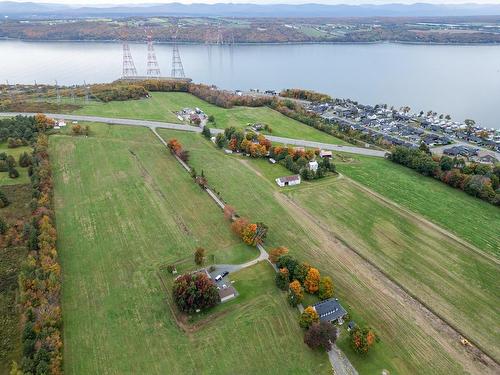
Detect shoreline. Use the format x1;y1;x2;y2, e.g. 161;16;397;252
1;37;500;47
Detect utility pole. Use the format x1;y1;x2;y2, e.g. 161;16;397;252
84;81;90;103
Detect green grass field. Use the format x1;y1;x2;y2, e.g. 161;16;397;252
73;92;349;145
158;129;481;375
50;123;329;374
286;176;500;361
335;155;500;255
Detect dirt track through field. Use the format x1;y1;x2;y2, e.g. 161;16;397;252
274;190;499;374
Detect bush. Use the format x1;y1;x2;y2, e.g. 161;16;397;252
275;268;290;290
8;167;19;179
0;216;7;234
0;189;9;207
318;276;334;300
172;272;220;313
18;152;32;167
350;326;378;355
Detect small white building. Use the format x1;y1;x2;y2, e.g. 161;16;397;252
57;120;66;127
308;160;318;172
275;175;301;187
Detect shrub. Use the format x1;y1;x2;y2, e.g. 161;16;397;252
275;268;290;290
288;280;303;307
194;247;206;265
269;246;289;263
8;167;19;179
0;189;9;207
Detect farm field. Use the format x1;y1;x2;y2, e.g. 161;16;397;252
50;123;328;374
72;92;349;145
286;176;500;361
335;155;500;256
158;129;487;375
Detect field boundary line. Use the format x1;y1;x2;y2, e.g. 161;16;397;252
344;175;500;265
278;190;500;370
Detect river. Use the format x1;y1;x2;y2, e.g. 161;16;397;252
1;40;500;129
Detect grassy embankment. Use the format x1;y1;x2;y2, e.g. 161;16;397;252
50;123;329;375
159;128;497;375
72;92;349;145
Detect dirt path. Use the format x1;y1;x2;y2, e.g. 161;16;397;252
274;191;499;375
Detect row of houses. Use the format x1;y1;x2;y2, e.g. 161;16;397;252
307;99;499;153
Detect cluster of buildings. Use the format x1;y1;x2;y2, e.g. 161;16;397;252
307;99;500;153
176;107;207;126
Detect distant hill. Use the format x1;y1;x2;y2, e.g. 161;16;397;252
1;2;500;19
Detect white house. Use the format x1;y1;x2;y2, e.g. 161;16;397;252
308;160;318;172
275;175;301;187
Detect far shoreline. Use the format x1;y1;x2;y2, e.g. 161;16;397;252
1;37;500;47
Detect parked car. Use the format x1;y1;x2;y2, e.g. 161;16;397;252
221;271;229;278
215;274;223;282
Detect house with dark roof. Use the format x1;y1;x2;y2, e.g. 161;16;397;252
312;298;347;325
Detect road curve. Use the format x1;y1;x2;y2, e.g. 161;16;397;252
0;112;387;157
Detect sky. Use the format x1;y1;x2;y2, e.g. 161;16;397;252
5;0;500;5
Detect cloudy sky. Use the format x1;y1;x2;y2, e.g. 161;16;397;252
7;0;500;4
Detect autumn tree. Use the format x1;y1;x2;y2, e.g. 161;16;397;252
231;217;249;238
275;268;290;290
304;267;320;294
71;124;82;135
167;139;182;155
172;272;220;313
304;322;338;351
269;246;289;263
276;255;299;277
318;276;334;300
293;262;311;283
34;113;54;132
299;306;319;329
194;247;206;266
350;326;378;355
288;280;303;307
18;152;32;168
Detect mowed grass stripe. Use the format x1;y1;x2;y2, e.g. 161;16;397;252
286;178;500;361
51;123;330;375
157;129;472;375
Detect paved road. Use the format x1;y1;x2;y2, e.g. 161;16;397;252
0;112;387;157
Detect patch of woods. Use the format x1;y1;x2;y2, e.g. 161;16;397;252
389;146;500;206
8;131;63;374
270;248;378;354
280;89;332;103
210;125;336;180
172;272;220;313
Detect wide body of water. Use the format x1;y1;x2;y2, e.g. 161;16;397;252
1;40;500;129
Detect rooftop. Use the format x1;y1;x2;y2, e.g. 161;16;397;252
313;298;347;322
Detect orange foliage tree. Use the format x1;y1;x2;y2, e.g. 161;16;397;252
299;306;319;329
269;246;289;263
304;267;320;294
288;280;303;306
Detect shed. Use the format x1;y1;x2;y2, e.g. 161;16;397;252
275;175;301;187
320;150;333;158
308;160;318;172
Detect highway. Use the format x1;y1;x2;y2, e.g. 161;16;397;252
0;112;387;157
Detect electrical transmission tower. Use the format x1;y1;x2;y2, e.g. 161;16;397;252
122;42;138;77
55;80;61;104
84;81;90;103
145;30;161;77
216;22;224;45
171;28;185;78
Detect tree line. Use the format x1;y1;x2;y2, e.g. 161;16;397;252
389;146;500;206
12;131;63;375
